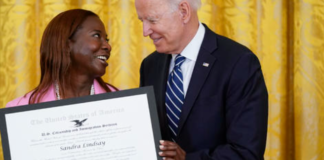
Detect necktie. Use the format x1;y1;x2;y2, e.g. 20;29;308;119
165;54;186;142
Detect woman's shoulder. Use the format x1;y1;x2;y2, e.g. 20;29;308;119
6;92;33;108
94;79;118;93
6;85;56;108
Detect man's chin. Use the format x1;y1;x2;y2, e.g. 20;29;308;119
156;47;172;54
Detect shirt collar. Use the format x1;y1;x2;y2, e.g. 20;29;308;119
171;22;205;61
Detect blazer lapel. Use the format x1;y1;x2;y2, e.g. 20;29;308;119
156;53;171;110
156;53;172;140
178;25;218;134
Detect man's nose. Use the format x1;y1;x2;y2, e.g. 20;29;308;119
143;22;153;37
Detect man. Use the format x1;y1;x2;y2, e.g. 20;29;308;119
135;0;268;159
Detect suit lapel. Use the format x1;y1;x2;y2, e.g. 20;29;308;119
178;25;218;134
156;53;171;110
156;53;172;140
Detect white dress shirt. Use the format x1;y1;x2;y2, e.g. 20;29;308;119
168;23;206;97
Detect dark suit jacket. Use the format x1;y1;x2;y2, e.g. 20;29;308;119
140;24;268;160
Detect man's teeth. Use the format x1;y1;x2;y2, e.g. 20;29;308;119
97;56;107;61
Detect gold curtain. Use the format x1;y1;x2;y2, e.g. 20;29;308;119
0;0;323;159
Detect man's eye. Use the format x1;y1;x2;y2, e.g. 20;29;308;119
106;38;109;42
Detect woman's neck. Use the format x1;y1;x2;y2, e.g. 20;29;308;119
62;74;95;99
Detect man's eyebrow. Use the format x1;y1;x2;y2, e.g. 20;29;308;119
147;16;159;21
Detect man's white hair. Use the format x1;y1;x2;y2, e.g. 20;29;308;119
167;0;201;11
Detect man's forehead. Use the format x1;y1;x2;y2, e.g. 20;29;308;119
136;0;169;17
136;0;169;10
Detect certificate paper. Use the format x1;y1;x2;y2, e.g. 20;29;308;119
0;87;162;160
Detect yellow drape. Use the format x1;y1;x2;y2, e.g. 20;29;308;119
0;0;323;159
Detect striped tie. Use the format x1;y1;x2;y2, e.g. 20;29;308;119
165;54;186;142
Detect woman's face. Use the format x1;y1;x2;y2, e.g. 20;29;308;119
69;16;111;78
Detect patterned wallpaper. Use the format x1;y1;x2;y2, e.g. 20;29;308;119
0;0;323;159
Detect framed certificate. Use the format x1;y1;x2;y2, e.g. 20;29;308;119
0;86;162;160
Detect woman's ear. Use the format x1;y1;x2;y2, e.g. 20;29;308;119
179;1;191;24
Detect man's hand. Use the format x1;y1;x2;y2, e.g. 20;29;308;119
159;140;186;160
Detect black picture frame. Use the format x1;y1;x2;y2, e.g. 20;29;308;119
0;86;162;160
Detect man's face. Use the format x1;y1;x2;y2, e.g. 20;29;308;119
135;0;185;54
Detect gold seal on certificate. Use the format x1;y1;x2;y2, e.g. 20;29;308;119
0;86;162;160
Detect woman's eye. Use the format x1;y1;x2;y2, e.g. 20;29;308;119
106;38;109;42
93;33;100;38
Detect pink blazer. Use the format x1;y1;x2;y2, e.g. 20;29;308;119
6;80;117;107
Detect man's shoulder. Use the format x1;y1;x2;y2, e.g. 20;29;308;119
203;24;253;56
216;34;251;53
202;24;260;68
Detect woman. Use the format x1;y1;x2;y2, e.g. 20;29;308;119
6;9;117;107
